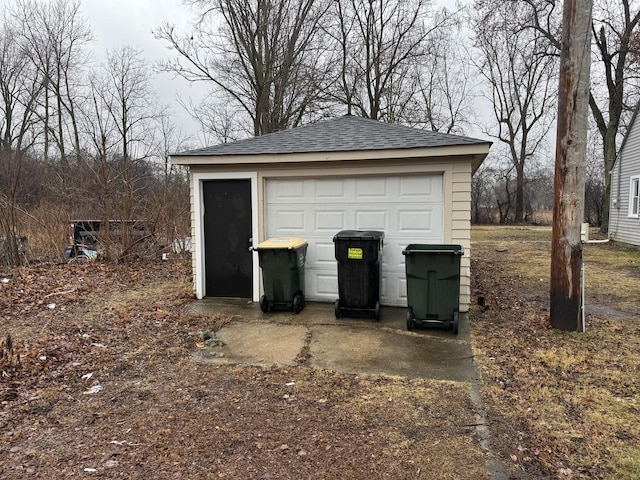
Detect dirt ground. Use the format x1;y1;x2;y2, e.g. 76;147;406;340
1;258;489;479
3;227;639;479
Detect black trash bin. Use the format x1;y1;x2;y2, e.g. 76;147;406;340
255;237;308;314
333;230;384;320
402;244;463;334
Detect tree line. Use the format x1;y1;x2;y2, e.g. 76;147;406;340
156;0;640;229
2;0;639;265
0;0;190;265
471;0;640;229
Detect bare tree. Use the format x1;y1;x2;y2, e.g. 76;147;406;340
155;0;332;137
522;0;640;232
590;0;640;232
147;113;191;253
0;0;94;261
185;98;246;145
403;8;475;133
102;47;158;166
494;164;517;224
525;164;555;218
0;1;197;263
472;164;499;224
155;113;192;182
473;1;557;223
584;123;606;225
0;10;43;265
13;0;91;163
327;0;453;122
81;69;118;258
79;47;161;260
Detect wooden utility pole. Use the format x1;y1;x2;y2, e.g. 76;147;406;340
550;1;592;331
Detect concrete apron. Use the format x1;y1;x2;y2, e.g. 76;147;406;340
186;298;480;383
186;298;509;479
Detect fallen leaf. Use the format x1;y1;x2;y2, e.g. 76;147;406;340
83;385;103;395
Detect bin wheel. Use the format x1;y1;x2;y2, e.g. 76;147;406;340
374;301;381;321
334;299;341;318
259;295;269;313
293;293;304;314
406;310;414;331
452;311;459;335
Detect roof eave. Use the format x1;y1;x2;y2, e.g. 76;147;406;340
170;143;492;166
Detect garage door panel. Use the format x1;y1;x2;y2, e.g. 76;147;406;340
316;180;346;199
271;180;305;200
314;241;336;266
398;210;431;230
354;210;387;230
398;208;442;238
380;277;387;299
270;210;306;232
380;272;408;305
398;175;442;199
308;272;338;300
398;277;408;300
381;243;405;270
355;177;388;199
266;175;443;306
315;210;345;231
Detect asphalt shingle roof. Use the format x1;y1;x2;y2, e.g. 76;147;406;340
174;115;490;157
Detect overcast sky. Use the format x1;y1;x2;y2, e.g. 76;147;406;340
79;0;203;139
78;0;466;144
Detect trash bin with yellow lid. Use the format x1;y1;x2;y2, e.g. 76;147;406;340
254;237;308;313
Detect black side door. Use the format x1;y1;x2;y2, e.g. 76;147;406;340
203;179;253;297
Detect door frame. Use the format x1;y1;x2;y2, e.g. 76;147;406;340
193;171;259;300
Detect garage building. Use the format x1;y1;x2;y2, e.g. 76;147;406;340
170;115;491;312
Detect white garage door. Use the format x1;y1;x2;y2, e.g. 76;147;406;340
265;175;443;306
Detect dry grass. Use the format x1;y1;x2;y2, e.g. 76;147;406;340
472;225;553;243
5;228;640;478
1;258;489;479
471;226;640;479
583;242;640;313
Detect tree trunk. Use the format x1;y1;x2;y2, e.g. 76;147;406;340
515;163;525;223
550;0;592;331
600;127;617;233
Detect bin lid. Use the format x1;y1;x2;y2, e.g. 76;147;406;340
255;237;308;250
333;230;385;241
402;244;464;255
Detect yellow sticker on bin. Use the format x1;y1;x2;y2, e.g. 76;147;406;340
348;247;363;259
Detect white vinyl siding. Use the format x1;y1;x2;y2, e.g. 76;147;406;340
610;117;640;246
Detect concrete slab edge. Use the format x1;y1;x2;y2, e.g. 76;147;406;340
468;366;510;480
